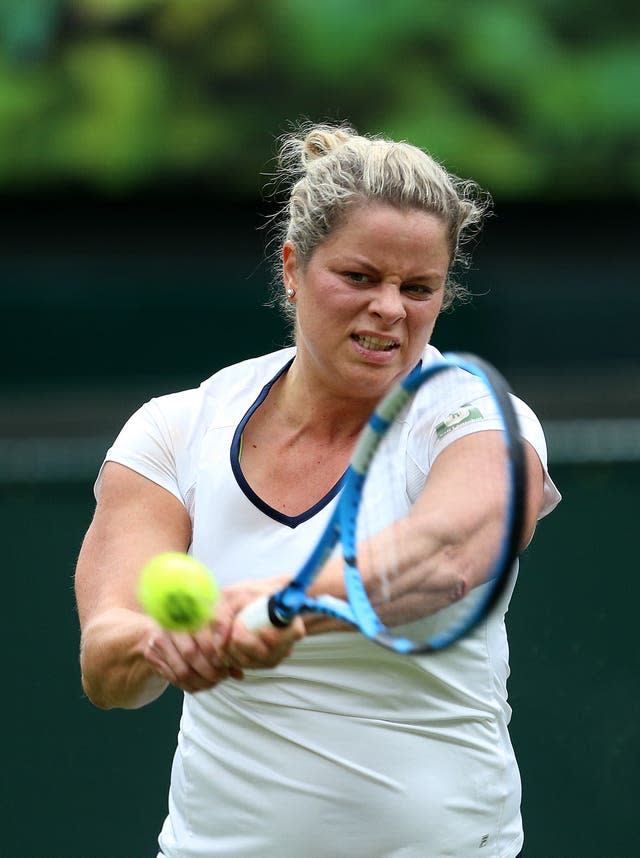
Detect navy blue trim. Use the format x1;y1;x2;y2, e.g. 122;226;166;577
230;358;346;529
409;357;423;378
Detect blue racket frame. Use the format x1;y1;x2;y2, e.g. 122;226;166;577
260;352;527;654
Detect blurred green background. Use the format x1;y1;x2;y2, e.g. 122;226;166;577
2;2;639;856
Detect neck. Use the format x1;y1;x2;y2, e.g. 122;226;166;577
272;359;377;443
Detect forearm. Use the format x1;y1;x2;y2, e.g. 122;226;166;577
80;607;168;710
235;508;484;638
363;517;468;625
305;518;469;632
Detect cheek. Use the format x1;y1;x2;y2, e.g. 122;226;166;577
411;300;443;340
303;275;359;318
418;296;443;324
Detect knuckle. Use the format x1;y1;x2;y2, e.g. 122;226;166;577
179;639;199;660
173;663;195;683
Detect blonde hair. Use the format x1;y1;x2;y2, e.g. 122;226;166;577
266;122;491;323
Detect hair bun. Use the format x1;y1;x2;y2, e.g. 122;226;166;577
302;125;353;165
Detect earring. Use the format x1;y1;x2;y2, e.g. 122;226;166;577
286;288;296;298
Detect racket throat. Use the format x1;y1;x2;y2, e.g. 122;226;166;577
270;584;307;627
267;596;294;628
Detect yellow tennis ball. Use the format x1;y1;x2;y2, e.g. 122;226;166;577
138;552;219;632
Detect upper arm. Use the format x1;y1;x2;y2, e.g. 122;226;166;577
75;461;193;632
411;431;545;558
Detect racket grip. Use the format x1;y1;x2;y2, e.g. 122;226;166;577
237;595;274;631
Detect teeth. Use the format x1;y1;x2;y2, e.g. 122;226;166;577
355;334;397;351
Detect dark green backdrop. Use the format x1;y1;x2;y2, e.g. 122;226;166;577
3;198;638;856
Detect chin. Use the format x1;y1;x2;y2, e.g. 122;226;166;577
345;363;404;397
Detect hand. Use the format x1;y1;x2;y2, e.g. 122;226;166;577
226;615;306;671
143;599;244;693
222;577;306;670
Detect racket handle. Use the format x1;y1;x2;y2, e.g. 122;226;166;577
237;595;273;631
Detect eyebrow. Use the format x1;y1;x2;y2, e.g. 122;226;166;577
340;256;443;281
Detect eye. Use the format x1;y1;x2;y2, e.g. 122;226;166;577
403;283;435;299
345;271;371;285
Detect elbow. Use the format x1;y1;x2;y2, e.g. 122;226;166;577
79;647;121;709
444;568;469;607
80;662;115;710
451;573;469;604
80;665;158;711
441;545;470;605
77;610;167;710
79;640;157;711
82;683;113;711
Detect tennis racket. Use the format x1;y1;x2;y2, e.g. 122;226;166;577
238;352;527;654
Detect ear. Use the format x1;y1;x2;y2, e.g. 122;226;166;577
282;241;299;294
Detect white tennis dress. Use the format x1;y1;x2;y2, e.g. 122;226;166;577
99;345;561;858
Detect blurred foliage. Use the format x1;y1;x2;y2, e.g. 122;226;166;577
0;0;638;198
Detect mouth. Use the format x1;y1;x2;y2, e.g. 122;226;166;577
351;333;400;352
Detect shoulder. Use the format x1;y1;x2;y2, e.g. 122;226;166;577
98;348;296;502
199;347;296;406
149;347;297;432
414;345;561;517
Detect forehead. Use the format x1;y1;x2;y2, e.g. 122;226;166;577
319;202;450;263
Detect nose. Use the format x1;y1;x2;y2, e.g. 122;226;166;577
368;283;406;325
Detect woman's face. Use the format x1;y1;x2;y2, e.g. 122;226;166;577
283;202;451;402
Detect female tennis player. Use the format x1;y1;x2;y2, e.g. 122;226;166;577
75;123;561;857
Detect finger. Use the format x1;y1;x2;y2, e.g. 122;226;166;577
228;617;305;669
145;634;182;685
172;631;229;681
210;598;237;645
144;630;229;693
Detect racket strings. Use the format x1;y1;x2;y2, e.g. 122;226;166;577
355;412;413;620
351;367;516;645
